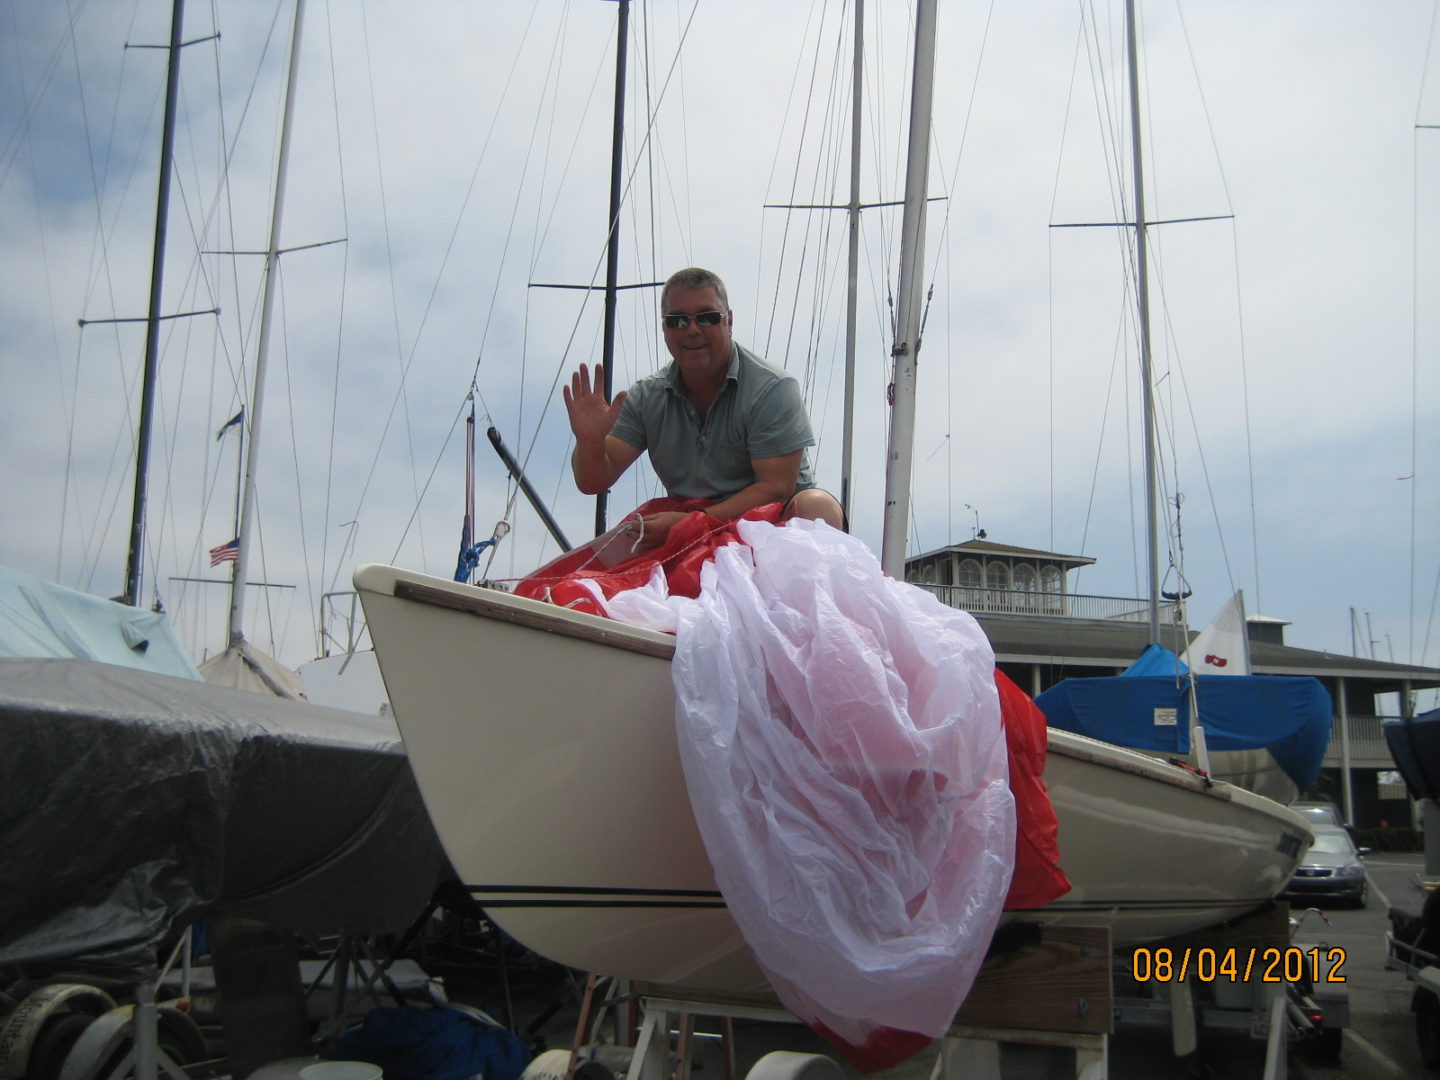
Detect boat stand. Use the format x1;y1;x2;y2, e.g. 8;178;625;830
565;925;1111;1080
931;924;1111;1080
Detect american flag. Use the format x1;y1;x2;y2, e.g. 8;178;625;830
209;538;240;567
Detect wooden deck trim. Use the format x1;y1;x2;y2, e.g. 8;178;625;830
395;579;677;660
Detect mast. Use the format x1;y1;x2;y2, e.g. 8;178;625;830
123;0;187;608
879;0;938;577
1125;0;1209;774
227;0;307;645
840;0;864;524
1124;0;1162;642
595;0;630;537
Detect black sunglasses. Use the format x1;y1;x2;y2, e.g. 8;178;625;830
662;310;726;331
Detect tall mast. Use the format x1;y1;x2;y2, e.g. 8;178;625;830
840;0;864;524
1124;0;1162;642
123;0;187;608
595;0;630;537
879;0;938;577
227;0;307;645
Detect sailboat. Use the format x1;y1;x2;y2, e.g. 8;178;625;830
1027;0;1333;805
355;0;1312;997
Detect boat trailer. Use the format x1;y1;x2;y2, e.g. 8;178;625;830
546;905;1345;1080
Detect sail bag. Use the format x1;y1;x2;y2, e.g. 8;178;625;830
670;519;1014;1064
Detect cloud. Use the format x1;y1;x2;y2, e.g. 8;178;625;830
1;0;1436;685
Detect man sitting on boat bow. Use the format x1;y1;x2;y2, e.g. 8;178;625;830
563;266;844;547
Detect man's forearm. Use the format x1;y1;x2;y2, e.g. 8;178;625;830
571;439;617;495
702;479;796;522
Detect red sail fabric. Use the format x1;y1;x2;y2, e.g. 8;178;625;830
995;669;1071;911
514;497;785;612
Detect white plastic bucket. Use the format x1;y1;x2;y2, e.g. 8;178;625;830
299;1061;384;1080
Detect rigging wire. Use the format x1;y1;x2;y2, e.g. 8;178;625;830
1413;1;1440;675
334;0;554;570
513;0;706;483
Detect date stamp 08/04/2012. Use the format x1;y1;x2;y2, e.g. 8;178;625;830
1130;946;1347;985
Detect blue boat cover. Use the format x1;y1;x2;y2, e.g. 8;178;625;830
1036;649;1332;791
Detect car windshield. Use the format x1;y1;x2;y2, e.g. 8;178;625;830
1310;832;1355;855
1295;804;1342;825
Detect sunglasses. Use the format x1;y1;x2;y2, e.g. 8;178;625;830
661;310;726;331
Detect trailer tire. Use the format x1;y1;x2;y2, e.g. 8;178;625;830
21;1013;94;1080
1417;987;1440;1069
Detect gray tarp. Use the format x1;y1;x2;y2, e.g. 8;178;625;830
0;657;451;974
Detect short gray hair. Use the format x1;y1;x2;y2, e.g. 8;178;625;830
661;267;729;312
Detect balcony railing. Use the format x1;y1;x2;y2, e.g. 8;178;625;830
912;582;1182;622
1321;715;1395;769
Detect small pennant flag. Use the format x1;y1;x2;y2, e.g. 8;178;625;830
209;538;240;566
216;409;244;440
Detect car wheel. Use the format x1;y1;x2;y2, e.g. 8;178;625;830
1354;881;1368;909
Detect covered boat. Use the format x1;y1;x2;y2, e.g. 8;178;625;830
0;656;450;973
1037;643;1333;803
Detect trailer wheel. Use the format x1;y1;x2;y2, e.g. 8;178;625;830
1417;988;1440;1069
22;1012;95;1080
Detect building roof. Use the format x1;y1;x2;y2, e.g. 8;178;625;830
908;539;1096;569
975;611;1440;694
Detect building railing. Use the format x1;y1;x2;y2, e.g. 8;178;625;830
1322;715;1395;769
913;582;1182;623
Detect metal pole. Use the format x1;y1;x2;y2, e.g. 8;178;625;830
488;427;573;552
123;0;186;607
1124;0;1162;642
841;0;864;525
596;0;630;537
228;0;307;645
879;0;937;577
1338;675;1354;825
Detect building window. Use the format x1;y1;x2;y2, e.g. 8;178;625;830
1040;565;1063;614
1013;565;1038;611
986;563;1011;611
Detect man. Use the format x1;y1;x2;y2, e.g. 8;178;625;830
563;266;844;550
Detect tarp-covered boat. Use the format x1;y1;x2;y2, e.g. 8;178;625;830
0;657;450;973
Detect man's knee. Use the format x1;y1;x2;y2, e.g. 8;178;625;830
784;488;846;531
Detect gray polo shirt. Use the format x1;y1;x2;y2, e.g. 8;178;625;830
610;343;817;501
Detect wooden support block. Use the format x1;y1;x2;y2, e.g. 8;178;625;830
951;925;1112;1036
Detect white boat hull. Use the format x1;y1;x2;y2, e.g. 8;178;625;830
355;564;1313;992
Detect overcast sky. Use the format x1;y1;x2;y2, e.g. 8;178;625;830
1;0;1436;695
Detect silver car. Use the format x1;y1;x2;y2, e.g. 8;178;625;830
1282;826;1370;908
